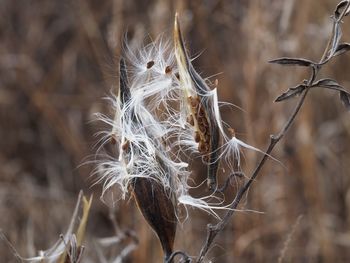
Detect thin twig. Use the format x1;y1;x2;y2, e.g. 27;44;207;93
196;2;350;262
197;88;309;263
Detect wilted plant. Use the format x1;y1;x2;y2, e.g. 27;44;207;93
93;1;350;262
0;191;92;263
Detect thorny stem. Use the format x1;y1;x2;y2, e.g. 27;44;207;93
196;2;350;262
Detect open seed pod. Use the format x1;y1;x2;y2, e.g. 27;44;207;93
174;14;221;190
131;177;177;261
117;58;177;261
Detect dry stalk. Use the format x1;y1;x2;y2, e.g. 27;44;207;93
196;1;350;262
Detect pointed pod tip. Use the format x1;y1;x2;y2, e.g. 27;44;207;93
173;13;187;63
174;13;180;38
174;12;179;25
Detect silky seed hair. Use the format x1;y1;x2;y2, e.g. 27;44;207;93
93;23;269;217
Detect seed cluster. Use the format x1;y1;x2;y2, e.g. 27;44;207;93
187;96;211;162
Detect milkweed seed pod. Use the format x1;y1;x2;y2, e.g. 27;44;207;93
94;14;267;259
131;178;177;260
117;58;177;260
174;14;221;190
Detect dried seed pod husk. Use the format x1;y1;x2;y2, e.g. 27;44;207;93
110;58;131;144
119;58;130;105
118;58;177;260
174;14;221;190
131;178;177;261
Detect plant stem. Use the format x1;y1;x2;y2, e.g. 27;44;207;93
197;88;309;263
196;2;350;261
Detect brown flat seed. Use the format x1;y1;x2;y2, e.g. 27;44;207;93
198;141;206;152
187;115;194;126
122;140;129;151
189;96;199;108
197;108;206;118
198;117;209;128
110;135;117;145
201;116;209;126
194;132;201;143
147;61;155;69
165;66;172;74
199;125;207;133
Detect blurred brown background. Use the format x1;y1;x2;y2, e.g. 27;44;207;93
1;0;350;262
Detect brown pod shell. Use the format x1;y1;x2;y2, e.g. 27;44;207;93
194;131;201;143
186;115;195;126
199;124;207;134
175;14;221;190
132;178;177;261
198;141;207;153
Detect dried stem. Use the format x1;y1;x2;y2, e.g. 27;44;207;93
197;87;309;263
196;2;350;262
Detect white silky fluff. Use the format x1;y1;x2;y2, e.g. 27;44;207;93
94;36;265;218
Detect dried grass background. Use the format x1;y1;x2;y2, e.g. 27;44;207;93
1;0;350;262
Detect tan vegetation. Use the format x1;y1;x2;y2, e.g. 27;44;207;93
1;0;350;262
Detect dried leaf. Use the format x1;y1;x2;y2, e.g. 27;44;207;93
132;178;177;260
329;23;342;57
312;79;350;111
340;91;350;111
334;43;350;56
76;195;93;246
275;84;306;102
313;78;340;87
335;0;350;19
269;57;315;67
311;79;350;94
